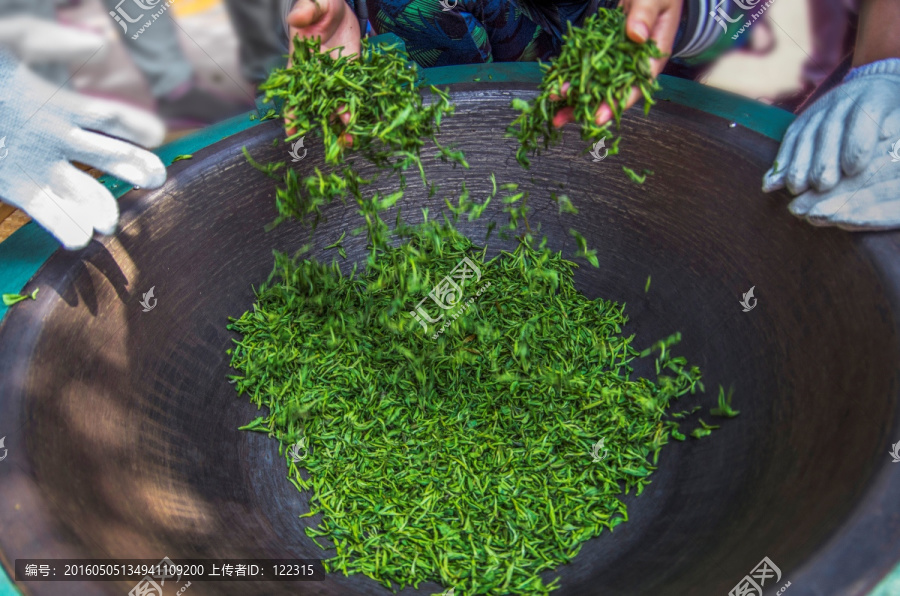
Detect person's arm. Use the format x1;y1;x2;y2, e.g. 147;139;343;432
761;0;900;230
852;0;900;66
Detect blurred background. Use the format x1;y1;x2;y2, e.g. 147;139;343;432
0;0;841;239
70;0;250;114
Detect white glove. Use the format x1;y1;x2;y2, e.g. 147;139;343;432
782;136;900;230
0;15;107;66
762;58;900;230
0;51;167;249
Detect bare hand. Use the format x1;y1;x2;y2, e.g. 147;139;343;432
552;0;682;128
285;0;362;141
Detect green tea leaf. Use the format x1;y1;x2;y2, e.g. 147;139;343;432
710;385;740;418
507;8;663;168
3;287;38;306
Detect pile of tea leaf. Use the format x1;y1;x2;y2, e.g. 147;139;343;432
228;14;732;596
227;211;721;594
508;8;664;167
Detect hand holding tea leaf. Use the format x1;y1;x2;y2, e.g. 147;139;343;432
551;0;678;128
287;0;361;59
256;36;464;229
286;0;362;140
508;8;664;167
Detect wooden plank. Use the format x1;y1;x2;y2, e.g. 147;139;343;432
0;203;30;244
0;201;14;224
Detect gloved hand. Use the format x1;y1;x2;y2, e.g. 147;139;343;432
0;14;106;66
781;135;900;230
762;58;900;230
0;51;167;249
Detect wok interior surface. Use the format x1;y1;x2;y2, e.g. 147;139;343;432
1;84;899;596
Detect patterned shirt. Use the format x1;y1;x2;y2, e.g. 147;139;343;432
344;0;738;68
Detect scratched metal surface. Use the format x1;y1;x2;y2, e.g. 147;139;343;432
0;84;898;596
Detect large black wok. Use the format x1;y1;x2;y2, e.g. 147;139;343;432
1;77;899;595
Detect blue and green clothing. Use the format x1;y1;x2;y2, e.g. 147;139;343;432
344;0;741;69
